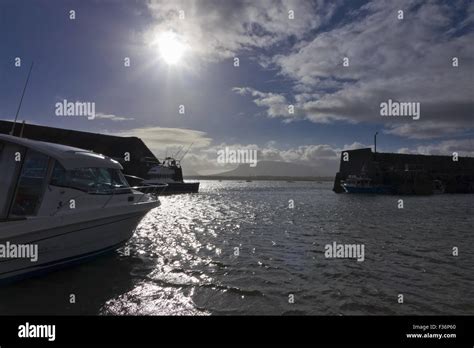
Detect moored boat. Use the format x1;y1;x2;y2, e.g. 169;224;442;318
143;157;199;194
0;134;163;282
341;175;393;194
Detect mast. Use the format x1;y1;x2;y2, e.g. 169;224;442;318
174;145;184;159
179;142;194;161
10;61;34;136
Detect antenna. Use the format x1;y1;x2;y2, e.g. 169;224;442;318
374;131;378;154
174;145;184;159
10;61;34;136
179;142;194;161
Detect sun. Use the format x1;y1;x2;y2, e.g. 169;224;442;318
158;31;185;65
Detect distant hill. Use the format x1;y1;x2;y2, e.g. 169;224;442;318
216;161;322;177
182;167;201;177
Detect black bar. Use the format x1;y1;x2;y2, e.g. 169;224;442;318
0;316;472;346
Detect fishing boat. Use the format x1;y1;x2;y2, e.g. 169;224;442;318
142;157;199;194
0;134;163;282
341;175;392;194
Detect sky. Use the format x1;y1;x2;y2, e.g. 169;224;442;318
1;0;473;175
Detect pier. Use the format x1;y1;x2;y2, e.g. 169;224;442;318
333;148;474;194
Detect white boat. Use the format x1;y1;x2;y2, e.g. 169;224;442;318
0;134;162;282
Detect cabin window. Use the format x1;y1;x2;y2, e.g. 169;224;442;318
50;162;130;194
11;151;50;217
0;142;25;219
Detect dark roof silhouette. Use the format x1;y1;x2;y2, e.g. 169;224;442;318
0;120;157;178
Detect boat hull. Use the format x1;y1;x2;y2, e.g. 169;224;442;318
163;182;199;194
143;181;200;195
0;211;147;283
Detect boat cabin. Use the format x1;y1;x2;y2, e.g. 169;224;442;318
147;157;184;183
0;134;128;220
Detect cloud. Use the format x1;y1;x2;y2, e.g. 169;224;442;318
95;112;135;122
397;139;474;156
185;141;371;176
114;126;213;157
232;87;290;118
232;0;474;138
145;0;338;63
342;142;371;151
383;121;470;140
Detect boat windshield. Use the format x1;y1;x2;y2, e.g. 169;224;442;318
50;162;131;194
10;150;50;217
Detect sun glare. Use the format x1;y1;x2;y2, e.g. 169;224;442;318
158;31;185;65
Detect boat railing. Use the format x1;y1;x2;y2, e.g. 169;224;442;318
101;183;168;208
